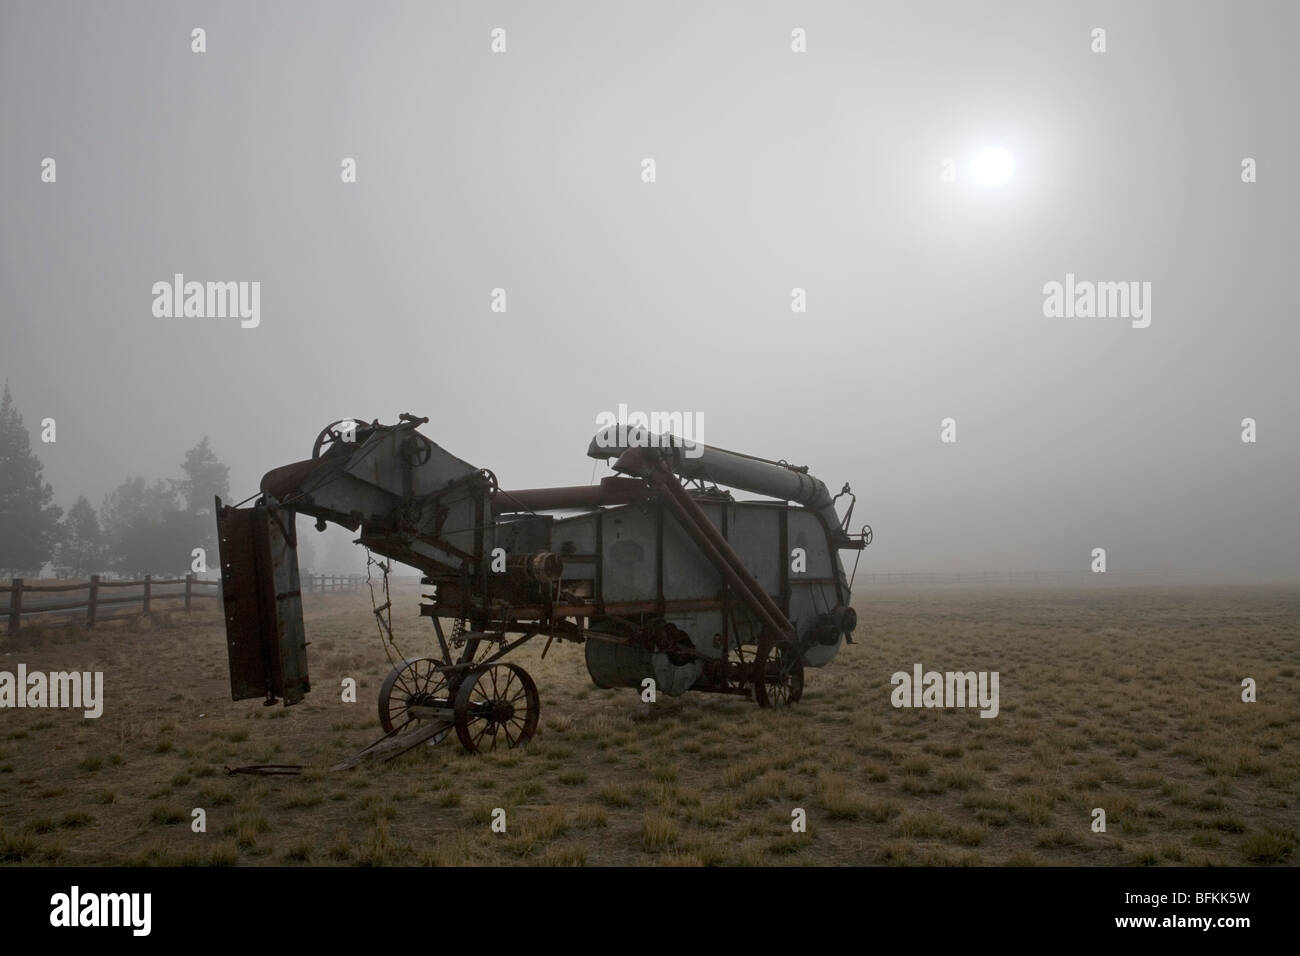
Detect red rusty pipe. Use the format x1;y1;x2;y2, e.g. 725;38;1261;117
493;476;651;514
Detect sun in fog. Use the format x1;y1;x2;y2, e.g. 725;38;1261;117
970;146;1015;188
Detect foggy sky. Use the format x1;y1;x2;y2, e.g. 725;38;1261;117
2;1;1297;577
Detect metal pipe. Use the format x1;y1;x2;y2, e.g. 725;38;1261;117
493;477;651;514
588;426;842;535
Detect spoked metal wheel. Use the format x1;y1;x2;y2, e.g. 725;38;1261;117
753;639;804;708
453;662;540;753
378;658;453;743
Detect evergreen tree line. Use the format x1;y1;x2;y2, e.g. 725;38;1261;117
0;382;231;579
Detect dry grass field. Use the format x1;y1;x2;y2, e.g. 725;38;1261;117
1;585;1296;866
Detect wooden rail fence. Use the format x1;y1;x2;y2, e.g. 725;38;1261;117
302;573;367;594
2;572;367;634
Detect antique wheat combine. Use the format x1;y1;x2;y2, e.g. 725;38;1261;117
216;414;870;759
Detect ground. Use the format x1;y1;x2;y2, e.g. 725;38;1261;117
0;584;1296;866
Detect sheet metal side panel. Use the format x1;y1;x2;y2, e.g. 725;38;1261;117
661;499;722;601
728;503;783;598
217;505;271;702
269;511;308;704
601;505;658;602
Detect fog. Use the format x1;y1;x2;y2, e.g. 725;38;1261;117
3;1;1296;579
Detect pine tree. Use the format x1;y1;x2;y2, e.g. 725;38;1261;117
54;496;104;578
178;436;230;515
178;436;230;557
101;476;179;575
94;438;232;576
0;383;64;574
101;476;177;544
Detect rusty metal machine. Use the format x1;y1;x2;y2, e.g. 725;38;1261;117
216;414;871;759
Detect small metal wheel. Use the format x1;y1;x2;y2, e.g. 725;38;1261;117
378;658;453;744
453;662;540;753
312;417;370;459
753;639;804;708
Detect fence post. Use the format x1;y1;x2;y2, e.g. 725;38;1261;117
185;573;193;611
88;574;100;628
143;574;152;615
8;578;22;635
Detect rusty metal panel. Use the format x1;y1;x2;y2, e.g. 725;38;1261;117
786;509;843;669
432;492;482;564
601;505;658;602
727;503;783;597
583;636;702;696
551;512;598;555
788;509;832;577
217;503;267;701
216;498;309;705
268;507;308;703
662;500;722;601
663;610;724;659
495;514;553;556
549;512;597;583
